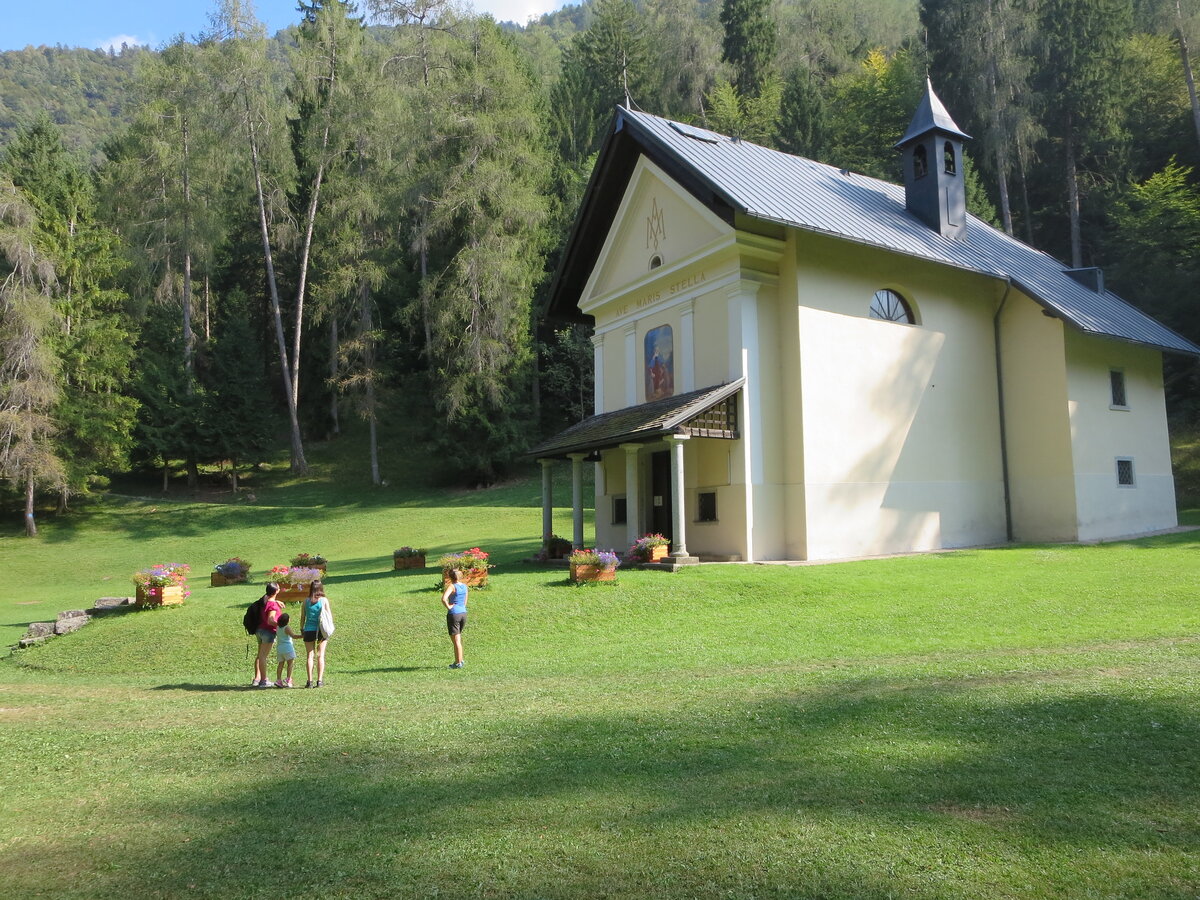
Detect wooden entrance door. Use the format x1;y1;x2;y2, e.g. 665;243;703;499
650;450;672;543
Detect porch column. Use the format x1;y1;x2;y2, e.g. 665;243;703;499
669;433;690;558
621;442;642;550
569;452;587;549
539;458;554;544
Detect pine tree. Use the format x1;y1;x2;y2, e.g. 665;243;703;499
719;0;777;99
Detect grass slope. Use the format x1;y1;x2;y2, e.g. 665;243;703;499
1;444;1197;899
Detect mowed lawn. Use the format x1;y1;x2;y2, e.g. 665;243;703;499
1;459;1198;899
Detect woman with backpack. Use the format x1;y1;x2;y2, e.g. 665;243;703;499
250;582;283;688
301;581;333;688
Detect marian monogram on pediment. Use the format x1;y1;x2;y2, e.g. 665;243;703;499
645;197;667;252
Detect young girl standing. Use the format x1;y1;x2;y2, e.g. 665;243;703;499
441;569;467;669
273;612;301;688
301;581;332;688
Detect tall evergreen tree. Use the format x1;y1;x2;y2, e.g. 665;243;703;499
0;178;62;534
719;0;777;98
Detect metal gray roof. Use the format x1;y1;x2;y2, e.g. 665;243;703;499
614;108;1199;356
526;379;744;459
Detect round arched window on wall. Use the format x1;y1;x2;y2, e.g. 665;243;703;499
869;289;916;324
649;254;663;270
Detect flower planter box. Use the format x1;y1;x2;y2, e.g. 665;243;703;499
211;572;248;587
649;545;669;562
136;585;185;607
394;555;426;570
570;564;617;583
442;568;488;589
277;584;312;604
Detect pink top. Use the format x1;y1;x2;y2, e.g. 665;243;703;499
261;598;283;633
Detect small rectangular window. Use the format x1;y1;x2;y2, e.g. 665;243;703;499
612;496;627;525
697;491;717;522
1110;369;1128;408
1116;458;1135;487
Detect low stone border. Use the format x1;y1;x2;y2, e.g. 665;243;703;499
15;597;136;649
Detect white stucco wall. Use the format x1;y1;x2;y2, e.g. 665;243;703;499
1064;331;1177;540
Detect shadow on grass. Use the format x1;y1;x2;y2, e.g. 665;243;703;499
151;683;253;692
11;675;1197;898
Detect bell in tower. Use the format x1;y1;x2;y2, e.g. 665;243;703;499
894;79;971;240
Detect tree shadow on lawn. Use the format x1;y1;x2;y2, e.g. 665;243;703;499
150;683;252;692
18;678;1198;898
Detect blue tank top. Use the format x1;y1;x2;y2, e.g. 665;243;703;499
449;583;467;615
303;597;324;631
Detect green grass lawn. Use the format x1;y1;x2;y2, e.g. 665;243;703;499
1;444;1198;898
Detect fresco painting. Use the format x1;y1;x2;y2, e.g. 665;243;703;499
644;325;674;401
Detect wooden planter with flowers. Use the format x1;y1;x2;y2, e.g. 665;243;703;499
132;563;190;607
290;554;327;575
393;548;427;570
438;548;492;589
136;584;186;607
211;558;251;587
568;549;620;583
629;534;670;564
267;566;323;604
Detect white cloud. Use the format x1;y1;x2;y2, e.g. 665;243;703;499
470;0;564;24
98;34;147;52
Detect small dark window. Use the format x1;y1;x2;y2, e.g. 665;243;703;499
1110;369;1128;408
943;141;957;174
1116;458;1135;487
649;255;663;270
869;289;916;324
913;144;928;179
612;496;627;524
697;491;717;522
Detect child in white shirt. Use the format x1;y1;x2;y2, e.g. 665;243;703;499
274;613;302;687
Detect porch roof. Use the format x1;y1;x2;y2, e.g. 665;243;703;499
527;379;744;460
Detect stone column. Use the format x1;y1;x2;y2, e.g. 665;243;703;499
569;452;587;549
621;442;642;550
539;458;554;545
669;433;690;559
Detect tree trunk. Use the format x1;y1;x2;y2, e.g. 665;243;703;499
1177;0;1200;153
25;474;37;537
182;117;194;381
186;455;199;490
245;105;308;473
359;279;381;486
1065;118;1082;268
329;315;340;435
204;275;211;341
162;461;170;493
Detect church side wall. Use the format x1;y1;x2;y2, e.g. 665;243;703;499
1063;332;1177;540
998;294;1079;541
793;234;1007;560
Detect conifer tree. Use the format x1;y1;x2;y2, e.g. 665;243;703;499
719;0;777;99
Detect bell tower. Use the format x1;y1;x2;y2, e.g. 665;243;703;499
894;79;971;240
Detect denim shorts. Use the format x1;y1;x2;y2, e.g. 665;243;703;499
256;628;276;644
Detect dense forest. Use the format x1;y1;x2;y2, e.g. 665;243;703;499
1;0;1198;534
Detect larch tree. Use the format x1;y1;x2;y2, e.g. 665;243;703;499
0;178;63;535
719;0;777;99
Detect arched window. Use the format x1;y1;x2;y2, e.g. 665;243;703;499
649;254;663;270
869;289;916;324
943;141;957;175
913;144;928;179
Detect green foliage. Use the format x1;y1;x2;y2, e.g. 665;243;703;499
719;0;778;98
776;65;827;159
824;47;924;179
704;76;781;144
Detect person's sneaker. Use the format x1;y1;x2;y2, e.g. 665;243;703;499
274;681;285;688
448;662;464;669
304;680;313;688
258;680;272;688
285;679;294;688
315;679;323;687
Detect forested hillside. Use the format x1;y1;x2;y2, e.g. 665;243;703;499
1;0;1198;535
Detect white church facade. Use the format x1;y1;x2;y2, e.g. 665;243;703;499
529;85;1199;563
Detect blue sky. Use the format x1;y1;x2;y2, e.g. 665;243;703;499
2;0;568;53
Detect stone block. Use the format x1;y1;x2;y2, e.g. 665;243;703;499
57;610;88;621
55;614;90;635
93;597;134;612
18;636;48;649
25;622;55;639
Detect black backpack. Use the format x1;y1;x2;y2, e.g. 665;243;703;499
243;597;265;635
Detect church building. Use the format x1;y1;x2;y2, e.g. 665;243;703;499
529;83;1200;563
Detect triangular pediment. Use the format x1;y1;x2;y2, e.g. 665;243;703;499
582;157;729;308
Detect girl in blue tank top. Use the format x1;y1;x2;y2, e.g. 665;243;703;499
441;569;468;669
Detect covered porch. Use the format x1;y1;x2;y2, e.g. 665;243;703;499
527;380;744;565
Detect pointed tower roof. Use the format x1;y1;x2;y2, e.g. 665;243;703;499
895;79;971;148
